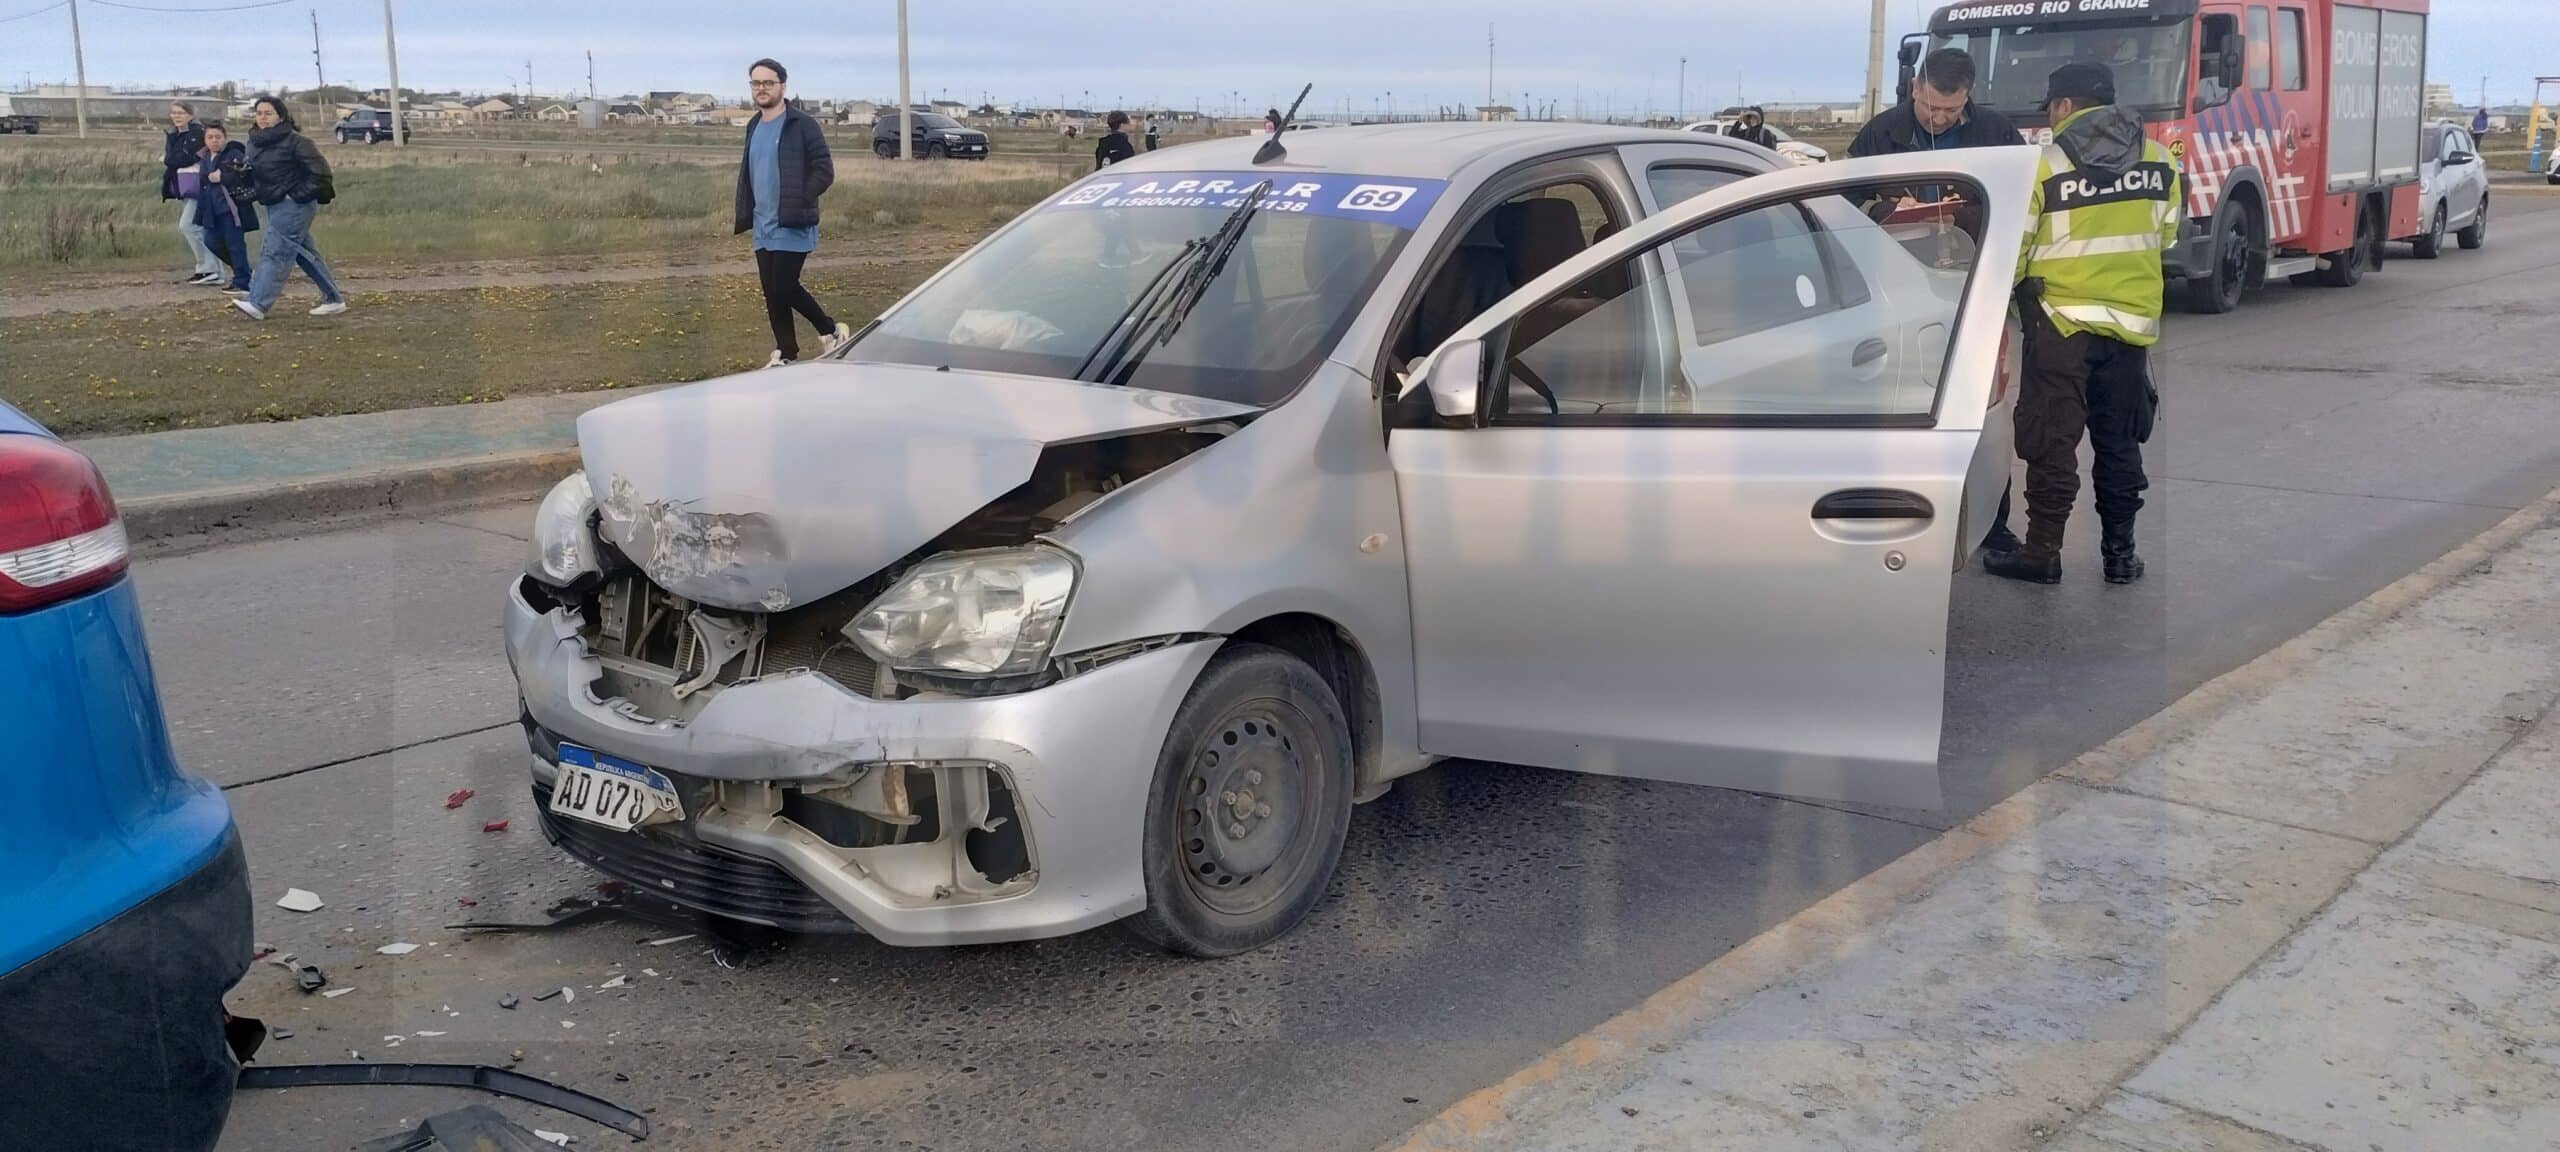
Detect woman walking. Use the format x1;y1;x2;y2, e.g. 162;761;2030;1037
233;97;348;321
163;101;222;286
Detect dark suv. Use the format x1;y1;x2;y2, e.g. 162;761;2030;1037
869;110;989;160
335;108;410;144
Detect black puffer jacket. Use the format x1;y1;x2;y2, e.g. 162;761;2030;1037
245;123;331;206
161;122;206;200
732;106;834;234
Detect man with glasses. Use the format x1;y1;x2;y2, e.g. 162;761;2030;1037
734;57;850;368
1850;47;2026;551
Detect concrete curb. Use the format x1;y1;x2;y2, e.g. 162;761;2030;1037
1380;487;2560;1152
120;447;578;548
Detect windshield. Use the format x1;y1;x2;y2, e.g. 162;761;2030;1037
912;112;963;130
851;171;1442;406
1931;18;2192;123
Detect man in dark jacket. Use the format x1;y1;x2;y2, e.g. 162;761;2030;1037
1850;46;2029;555
1723;107;1779;149
163;101;221;285
192;123;258;295
735;58;847;368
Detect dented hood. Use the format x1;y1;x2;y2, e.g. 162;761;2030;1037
578;361;1255;612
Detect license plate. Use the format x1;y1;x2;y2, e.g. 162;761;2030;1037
551;744;682;832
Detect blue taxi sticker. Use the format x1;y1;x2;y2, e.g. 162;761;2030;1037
1045;171;1450;230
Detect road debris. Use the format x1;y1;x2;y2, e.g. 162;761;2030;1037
457;896;479;908
294;964;328;993
640;969;658;977
561;1020;576;1029
500;994;520;1010
536;1131;573;1147
322;987;357;999
644;935;694;947
483;820;511;833
377;942;420;956
598;975;628;990
276;888;325;913
235;1064;650;1138
271;1028;294;1040
533;988;564;1002
445;788;476;809
252;942;277;961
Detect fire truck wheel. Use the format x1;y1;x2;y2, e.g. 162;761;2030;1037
2183;206;2252;314
2317;204;2374;288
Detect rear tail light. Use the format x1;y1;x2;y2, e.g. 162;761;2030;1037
1989;320;2018;409
0;435;129;613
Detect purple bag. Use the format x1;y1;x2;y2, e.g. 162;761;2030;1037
175;168;203;197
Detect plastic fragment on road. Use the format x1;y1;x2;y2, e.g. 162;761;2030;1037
533;988;563;1002
457;896;479;907
598;975;627;990
644;934;694;947
445;788;476;809
270;1028;294;1040
294;964;327;993
535;1131;573;1147
640;969;658;977
560;1020;576;1029
416;1030;446;1038
322;987;356;999
276;888;325;912
378;942;420;956
500;993;520;1010
483;820;510;833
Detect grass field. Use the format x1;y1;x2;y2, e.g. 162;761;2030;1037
0;260;949;437
0;134;1072;275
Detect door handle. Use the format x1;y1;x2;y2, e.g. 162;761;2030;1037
1812;489;1934;521
1852;338;1889;367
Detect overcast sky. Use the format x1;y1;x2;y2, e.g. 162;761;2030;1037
0;0;2547;112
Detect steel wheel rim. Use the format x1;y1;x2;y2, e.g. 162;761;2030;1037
2218;218;2248;304
1175;699;1325;917
2431;207;2446;247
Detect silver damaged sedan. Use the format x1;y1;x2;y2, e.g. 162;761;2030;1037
506;123;2037;955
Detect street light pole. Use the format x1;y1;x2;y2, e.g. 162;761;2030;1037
896;0;912;160
382;0;405;146
67;0;87;139
311;9;328;130
1863;0;1888;119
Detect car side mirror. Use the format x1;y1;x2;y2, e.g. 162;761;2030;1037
1398;340;1484;420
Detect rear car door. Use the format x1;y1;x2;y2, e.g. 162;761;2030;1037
1388;149;2035;810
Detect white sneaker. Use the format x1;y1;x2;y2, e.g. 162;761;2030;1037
762;350;791;369
820;322;854;355
186;272;223;286
309;301;348;317
232;299;267;321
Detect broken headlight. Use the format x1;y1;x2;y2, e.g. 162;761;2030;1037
848;545;1077;678
527;471;602;587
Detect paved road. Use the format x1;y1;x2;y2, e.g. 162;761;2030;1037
184;195;2560;1150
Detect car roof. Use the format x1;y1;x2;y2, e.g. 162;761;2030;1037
1110;121;1777;182
0;399;51;439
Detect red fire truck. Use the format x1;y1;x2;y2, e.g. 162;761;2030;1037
1904;0;2428;313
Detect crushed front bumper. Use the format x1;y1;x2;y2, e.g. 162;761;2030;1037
504;579;1215;946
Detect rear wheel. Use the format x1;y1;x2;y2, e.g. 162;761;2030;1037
2412;204;2446;259
1125;644;1354;958
2317;202;2375;287
2457;195;2488;249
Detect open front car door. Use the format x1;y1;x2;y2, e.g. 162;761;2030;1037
1390;148;2038;811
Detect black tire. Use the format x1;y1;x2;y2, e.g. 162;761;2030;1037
1125;644;1354;958
2456;195;2487;250
2184;203;2253;313
874;140;894;159
2411;204;2445;259
925;141;947;160
2317;203;2374;287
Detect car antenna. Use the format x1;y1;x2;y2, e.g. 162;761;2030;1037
1253;84;1314;165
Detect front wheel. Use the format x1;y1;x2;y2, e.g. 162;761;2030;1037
2183;204;2252;313
2412;204;2446;259
2457;195;2487;250
924;141;947;160
1125;644;1354;958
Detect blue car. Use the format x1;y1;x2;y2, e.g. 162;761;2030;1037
0;400;252;1149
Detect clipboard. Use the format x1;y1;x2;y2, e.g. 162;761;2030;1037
1880;197;1963;226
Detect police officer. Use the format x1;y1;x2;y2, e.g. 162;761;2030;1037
1983;62;2181;586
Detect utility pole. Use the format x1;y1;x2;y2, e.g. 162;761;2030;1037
382;0;404;146
1679;56;1687;122
896;0;912;159
525;59;533;105
67;0;87;138
311;10;327;128
1863;0;1887;119
586;50;595;100
1485;23;1495;116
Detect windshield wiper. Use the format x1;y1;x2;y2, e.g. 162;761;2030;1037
1088;178;1273;388
1075;236;1205;382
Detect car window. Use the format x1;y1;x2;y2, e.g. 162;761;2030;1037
2276;8;2306;90
1494;185;1980;422
2246;7;2272;90
2421;128;2443;163
1391;177;1627;369
1648;166;1746;210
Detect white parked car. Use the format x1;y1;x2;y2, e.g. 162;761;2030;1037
1684;119;1829;166
2404;120;2488;257
507;125;2033;955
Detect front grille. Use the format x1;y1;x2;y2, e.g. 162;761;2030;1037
583;572;886;700
534;783;860;934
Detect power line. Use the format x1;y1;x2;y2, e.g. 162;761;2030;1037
0;1;67;24
87;0;297;11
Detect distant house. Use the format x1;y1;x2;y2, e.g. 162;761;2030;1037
535;103;575;122
648;90;714;109
1477;104;1517;122
606;101;649;121
470;97;515;120
842;99;879;125
929;99;969;117
433;99;474;121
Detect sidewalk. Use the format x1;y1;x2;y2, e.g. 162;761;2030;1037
1389;493;2560;1152
79;388;640;546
